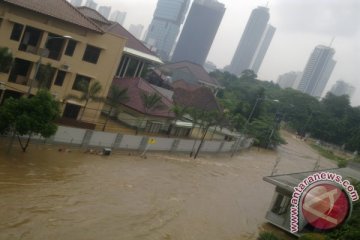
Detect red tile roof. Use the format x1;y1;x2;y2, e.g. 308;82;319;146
173;86;223;113
105;22;158;57
160;61;221;87
112;77;175;119
172;80;200;91
3;0;103;33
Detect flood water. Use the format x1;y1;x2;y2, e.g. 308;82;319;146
0;133;336;240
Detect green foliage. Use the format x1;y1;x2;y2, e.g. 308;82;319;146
141;92;163;113
299;233;326;240
66;80;104;120
309;143;348;165
36;63;55;90
0;90;60;152
0;47;13;73
257;231;280;240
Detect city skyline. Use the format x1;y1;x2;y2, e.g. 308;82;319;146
75;0;359;105
228;6;272;76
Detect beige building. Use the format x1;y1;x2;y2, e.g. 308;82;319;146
0;0;126;124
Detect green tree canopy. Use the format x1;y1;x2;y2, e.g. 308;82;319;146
0;90;60;152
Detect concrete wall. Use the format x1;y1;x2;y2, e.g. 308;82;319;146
43;126;250;154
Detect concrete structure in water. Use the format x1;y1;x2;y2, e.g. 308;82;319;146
171;0;225;66
0;0;126;123
229;6;275;76
144;0;190;61
297;45;336;98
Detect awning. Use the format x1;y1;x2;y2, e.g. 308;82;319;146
124;47;163;64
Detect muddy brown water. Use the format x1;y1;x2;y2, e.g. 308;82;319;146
0;133;336;240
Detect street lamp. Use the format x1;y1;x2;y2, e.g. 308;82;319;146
231;97;279;157
26;35;72;96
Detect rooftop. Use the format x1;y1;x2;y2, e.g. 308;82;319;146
3;0;103;33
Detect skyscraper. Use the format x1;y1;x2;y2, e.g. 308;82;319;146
145;0;190;61
98;5;111;19
250;24;276;74
110;10;127;25
70;0;82;7
128;24;144;40
330;80;356;97
85;0;97;10
229;6;272;76
171;0;225;66
298;45;336;98
277;71;302;89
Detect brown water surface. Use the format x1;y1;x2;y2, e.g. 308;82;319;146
0;133;336;240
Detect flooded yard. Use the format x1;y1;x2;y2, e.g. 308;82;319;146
0;132;336;240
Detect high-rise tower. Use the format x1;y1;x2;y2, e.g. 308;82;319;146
98;6;111;19
229;6;272;76
171;0;225;66
298;45;336;98
145;0;190;61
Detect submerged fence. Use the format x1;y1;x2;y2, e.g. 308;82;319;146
35;126;252;154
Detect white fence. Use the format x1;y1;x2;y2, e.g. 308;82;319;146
46;126;252;154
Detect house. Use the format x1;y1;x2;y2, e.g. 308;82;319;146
111;77;174;134
263;164;360;235
77;6;163;79
0;0;126;125
157;61;222;93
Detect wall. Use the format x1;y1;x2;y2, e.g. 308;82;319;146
42;126;250;155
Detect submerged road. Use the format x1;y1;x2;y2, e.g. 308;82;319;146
0;133;336;240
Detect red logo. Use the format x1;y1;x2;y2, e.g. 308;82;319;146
301;183;350;230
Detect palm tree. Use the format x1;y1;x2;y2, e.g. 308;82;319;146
102;85;129;131
66;80;103;121
0;47;13;73
138;92;163;133
167;104;188;136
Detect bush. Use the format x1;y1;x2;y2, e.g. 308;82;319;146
258;231;280;240
299;233;326;240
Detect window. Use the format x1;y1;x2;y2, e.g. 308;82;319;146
54;70;66;86
10;23;24;41
82;45;101;64
145;121;162;133
271;194;290;215
65;40;77;56
72;74;90;91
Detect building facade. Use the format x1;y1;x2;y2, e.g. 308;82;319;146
128;24;144;40
0;0;126;124
298;45;336;98
277;71;302;89
250;24;276;74
110;10;126;25
171;0;225;66
330;80;356;97
98;6;111;19
70;0;82;7
229;6;271;76
144;0;190;61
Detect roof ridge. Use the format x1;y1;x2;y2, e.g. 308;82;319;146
63;0;104;33
77;6;110;25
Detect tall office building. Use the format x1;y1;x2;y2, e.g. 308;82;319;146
277;71;302;89
145;0;190;61
172;0;225;66
250;24;276;74
298;45;336;98
110;11;127;25
128;24;144;40
229;6;272;76
98;6;111;19
330;80;356;97
85;0;97;10
70;0;82;7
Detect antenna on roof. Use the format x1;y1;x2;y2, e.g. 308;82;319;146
329;37;335;48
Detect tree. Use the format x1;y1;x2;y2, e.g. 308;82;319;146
66;80;103;120
0;47;13;73
168;104;188;136
36;63;55;90
102;85;129;131
138;92;163;133
0;90;60;152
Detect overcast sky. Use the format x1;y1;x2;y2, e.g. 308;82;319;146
93;0;360;106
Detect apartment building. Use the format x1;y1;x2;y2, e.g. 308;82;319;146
0;0;126;124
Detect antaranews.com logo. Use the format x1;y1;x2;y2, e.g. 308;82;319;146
290;172;359;233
